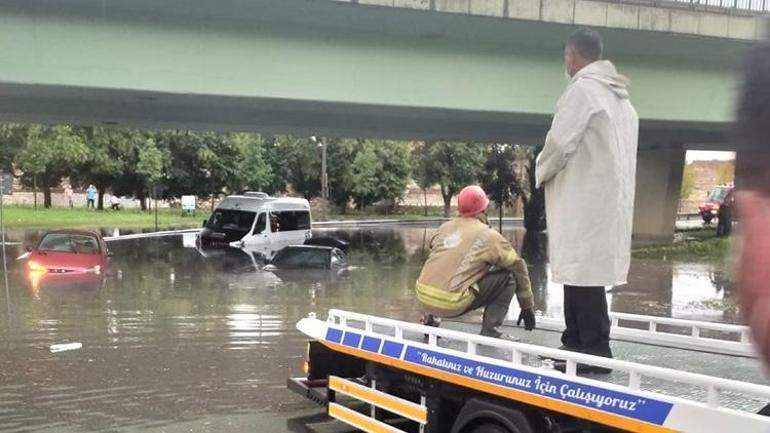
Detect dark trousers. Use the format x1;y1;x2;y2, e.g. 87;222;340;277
716;206;732;237
562;285;613;358
465;269;515;334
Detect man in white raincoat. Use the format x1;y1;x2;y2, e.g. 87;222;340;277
536;28;638;372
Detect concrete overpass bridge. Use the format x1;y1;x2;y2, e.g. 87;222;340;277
0;0;766;240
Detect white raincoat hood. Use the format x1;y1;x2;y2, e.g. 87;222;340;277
572;60;630;100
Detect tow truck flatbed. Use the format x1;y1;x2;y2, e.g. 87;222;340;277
290;309;770;433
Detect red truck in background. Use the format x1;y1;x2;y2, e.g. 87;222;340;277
698;185;734;223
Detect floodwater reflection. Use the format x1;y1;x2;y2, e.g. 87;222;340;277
0;225;738;432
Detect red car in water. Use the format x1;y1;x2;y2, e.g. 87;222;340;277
26;230;111;276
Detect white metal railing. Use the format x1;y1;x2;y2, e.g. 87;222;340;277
602;0;770;13
326;309;770;413
103;228;202;242
534;311;755;358
610;312;749;336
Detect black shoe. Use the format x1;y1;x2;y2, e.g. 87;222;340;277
552;360;613;375
538;345;578;362
421;314;441;327
422;315;441;343
480;329;520;342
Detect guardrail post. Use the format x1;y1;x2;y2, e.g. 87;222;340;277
629;371;641;390
692;327;700;338
512;349;522;364
566;359;577;376
370;379;378;419
649;321;657;332
741;331;750;344
707;386;720;408
420;395;427;433
468;341;477;355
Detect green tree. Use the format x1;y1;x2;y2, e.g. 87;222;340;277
71;127;147;210
16;125;89;208
261;136;289;194
326;138;359;211
372;140;411;211
716;160;735;185
275;135;321;199
230;133;273;193
480;144;518;231
681;163;696;200
108;130;167;211
137;138;164;185
160;131;239;203
136;137;165;210
412;142;485;217
351;141;380;210
0;124;27;174
412;142;435;216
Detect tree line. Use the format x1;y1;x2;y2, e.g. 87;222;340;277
0;124;544;228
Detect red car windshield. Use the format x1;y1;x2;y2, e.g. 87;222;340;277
708;188;730;203
38;234;100;254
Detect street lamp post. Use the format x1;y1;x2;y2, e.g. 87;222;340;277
312;136;329;220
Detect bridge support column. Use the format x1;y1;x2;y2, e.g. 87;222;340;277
632;145;686;243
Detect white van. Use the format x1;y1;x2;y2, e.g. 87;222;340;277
199;192;312;248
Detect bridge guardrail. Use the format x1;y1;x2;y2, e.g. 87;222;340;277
605;0;770;14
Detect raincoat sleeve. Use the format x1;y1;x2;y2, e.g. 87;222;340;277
535;83;598;188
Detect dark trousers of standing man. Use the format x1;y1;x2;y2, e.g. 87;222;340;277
561;285;613;358
716;206;732;237
465;269;515;336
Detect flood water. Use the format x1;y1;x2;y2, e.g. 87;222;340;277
0;225;745;432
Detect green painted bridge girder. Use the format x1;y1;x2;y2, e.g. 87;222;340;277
0;0;757;144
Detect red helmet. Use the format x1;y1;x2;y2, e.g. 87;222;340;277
457;185;490;217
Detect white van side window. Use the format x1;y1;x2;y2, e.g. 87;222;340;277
253;213;267;234
273;211;311;231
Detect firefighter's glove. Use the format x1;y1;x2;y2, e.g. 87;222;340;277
517;308;536;331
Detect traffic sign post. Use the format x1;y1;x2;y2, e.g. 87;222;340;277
0;174;12;195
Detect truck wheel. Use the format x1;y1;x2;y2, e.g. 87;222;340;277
451;398;535;433
468;423;511;433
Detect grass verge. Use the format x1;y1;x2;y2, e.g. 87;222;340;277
633;236;730;260
0;207;203;230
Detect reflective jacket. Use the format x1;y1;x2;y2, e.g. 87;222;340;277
415;216;534;316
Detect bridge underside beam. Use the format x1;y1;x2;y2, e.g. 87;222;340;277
0;83;729;147
0;0;747;145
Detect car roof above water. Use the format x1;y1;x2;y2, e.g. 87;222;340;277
41;229;102;238
215;194;310;213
